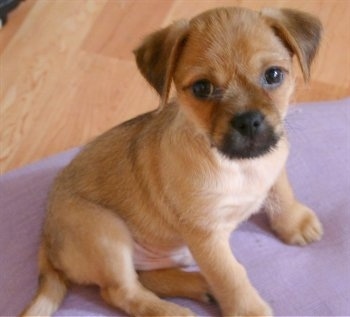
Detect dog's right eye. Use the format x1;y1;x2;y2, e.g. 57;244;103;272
263;67;285;88
191;80;215;99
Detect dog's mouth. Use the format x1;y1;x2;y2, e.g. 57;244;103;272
217;111;280;159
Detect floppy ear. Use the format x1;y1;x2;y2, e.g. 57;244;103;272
134;20;189;107
261;8;322;81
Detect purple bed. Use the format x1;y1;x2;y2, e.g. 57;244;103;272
1;98;349;316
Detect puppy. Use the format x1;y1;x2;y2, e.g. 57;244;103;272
21;7;323;317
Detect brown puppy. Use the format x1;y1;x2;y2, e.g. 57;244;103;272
21;7;323;317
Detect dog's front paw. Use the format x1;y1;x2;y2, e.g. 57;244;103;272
224;300;273;317
271;203;323;246
223;287;273;317
243;299;273;317
147;302;196;317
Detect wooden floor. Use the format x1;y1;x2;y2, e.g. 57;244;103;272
1;0;349;173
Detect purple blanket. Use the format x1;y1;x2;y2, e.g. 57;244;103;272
1;98;349;316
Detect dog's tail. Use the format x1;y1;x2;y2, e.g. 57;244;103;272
20;245;67;317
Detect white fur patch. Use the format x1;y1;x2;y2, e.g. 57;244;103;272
192;138;289;231
133;241;195;271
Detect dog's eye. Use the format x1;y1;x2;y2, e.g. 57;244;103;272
191;80;215;99
263;67;284;88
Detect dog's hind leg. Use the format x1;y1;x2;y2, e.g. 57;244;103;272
100;282;195;316
53;199;194;316
97;255;196;316
98;252;195;316
138;268;214;303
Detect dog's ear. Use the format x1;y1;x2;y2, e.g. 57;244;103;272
134;20;189;107
261;8;322;81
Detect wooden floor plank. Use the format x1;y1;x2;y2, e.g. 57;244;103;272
82;0;175;60
0;0;37;53
2;51;157;171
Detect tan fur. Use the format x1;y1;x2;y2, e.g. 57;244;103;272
21;7;323;317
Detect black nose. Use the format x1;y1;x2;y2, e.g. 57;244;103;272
232;111;265;137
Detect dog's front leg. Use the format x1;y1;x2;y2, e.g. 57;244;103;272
184;231;272;316
266;168;323;245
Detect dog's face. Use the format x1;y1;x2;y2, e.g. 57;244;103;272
135;7;322;159
173;9;294;159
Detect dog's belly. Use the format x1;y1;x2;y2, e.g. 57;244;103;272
133;241;195;271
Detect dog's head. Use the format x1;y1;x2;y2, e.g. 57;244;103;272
134;7;322;159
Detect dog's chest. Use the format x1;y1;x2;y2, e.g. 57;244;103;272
198;142;288;229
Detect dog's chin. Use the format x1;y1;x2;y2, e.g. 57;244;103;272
218;129;280;160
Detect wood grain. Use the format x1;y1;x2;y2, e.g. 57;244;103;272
0;0;349;173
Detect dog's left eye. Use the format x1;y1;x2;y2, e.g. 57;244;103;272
191;80;215;99
263;67;284;88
